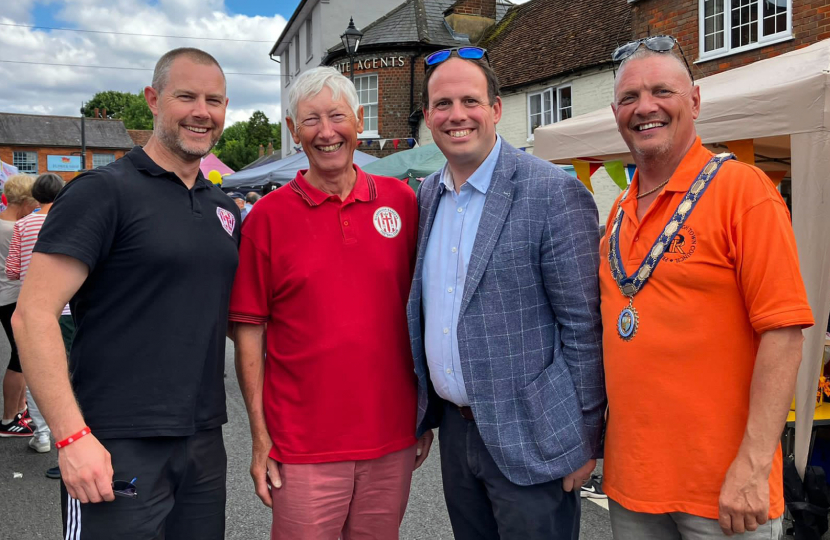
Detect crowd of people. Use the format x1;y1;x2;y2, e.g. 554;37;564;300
0;36;814;540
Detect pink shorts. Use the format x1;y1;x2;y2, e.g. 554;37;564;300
270;444;417;540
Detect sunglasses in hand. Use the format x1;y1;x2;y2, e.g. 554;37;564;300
112;477;138;499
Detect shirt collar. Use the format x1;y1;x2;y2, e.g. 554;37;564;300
125;146;211;189
289;164;377;207
439;135;502;195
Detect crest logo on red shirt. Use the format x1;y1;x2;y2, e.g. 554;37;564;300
373;207;401;238
216;207;236;236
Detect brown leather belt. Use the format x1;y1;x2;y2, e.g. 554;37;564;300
458;406;474;421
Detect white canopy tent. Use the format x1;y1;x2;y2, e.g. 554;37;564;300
535;39;830;478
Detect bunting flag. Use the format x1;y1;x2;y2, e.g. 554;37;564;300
765;170;787;186
725;139;755;165
378;139;387;150
414;141;420;148
519;147;527;152
626;164;637;184
365;140;373;147
407;138;416;148
604;160;629;190
393;139;400;149
571;160;594;193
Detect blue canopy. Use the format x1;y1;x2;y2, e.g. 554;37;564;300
222;150;378;189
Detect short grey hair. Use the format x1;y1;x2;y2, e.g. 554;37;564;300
152;48;226;94
614;47;693;96
286;66;359;121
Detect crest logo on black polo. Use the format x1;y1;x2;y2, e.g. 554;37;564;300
373;207;401;238
662;225;696;263
216;207;235;237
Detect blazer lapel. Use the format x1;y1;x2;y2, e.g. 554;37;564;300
411;172;444;299
459;143;518;317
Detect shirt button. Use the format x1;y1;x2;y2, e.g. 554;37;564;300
443;327;449;334
457;207;463;213
343;220;349;226
446;368;453;374
634;236;639;242
451;247;457;253
447;287;453;293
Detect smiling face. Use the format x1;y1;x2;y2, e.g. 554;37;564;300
146;56;228;162
423;58;501;178
286;86;363;179
612;54;700;165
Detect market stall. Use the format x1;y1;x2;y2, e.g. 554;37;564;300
534;39;830;478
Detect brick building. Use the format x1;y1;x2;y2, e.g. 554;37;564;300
630;0;830;78
0;113;134;181
313;0;512;159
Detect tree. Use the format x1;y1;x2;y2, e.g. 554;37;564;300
83;90;153;130
214;114;282;171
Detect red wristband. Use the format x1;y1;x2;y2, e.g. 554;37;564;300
55;427;91;449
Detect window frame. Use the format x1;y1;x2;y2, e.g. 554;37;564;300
697;0;793;62
526;84;573;139
305;18;313;63
12;151;38;174
92;153;115;168
294;34;300;74
354;74;379;138
284;50;291;86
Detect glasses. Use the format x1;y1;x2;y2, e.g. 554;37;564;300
113;477;138;499
611;36;694;83
425;47;490;67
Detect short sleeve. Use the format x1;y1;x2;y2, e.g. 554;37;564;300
229;216;271;325
34;171;118;273
734;190;814;333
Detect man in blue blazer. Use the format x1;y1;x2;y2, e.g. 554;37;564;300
408;47;605;539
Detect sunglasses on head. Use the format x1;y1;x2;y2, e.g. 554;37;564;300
425;47;491;67
112;477;138;499
612;35;694;83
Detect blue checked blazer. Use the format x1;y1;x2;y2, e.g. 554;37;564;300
407;140;605;486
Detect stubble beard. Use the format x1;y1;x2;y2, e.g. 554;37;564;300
155;121;220;161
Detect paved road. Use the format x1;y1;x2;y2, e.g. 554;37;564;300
0;336;616;539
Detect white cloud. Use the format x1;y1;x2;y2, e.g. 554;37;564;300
0;1;286;130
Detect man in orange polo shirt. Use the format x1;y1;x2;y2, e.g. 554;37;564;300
601;37;813;538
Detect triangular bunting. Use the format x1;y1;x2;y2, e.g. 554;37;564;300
379;139;387;150
407;138;415;148
393;139;400;149
414;141;419;148
725;139;755;165
626;165;637;184
604;161;629;190
765;170;787;186
571;160;594;193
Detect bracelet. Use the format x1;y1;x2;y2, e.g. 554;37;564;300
55;427;91;449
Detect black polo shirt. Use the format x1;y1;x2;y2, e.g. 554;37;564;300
35;147;240;439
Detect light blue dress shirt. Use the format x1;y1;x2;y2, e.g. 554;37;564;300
422;136;502;406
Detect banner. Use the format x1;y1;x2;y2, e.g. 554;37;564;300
604;160;629;190
47;155;82;172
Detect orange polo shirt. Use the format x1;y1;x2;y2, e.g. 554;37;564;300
600;138;813;519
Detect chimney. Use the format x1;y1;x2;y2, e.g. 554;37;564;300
101;108;107;118
443;0;497;43
94;108;99;118
267;142;274;156
258;144;265;158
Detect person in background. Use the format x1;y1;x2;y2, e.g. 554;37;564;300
0;173;37;438
245;192;261;216
229;191;247;221
6;173;67;472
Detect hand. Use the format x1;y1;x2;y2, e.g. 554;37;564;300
414;430;434;470
58;434;114;503
562;459;596;492
718;454;770;535
250;439;281;508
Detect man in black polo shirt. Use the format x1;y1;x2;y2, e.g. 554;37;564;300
12;47;239;539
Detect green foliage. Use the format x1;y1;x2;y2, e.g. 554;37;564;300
214;111;281;171
83;90;153;130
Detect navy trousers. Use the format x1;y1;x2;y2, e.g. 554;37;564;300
439;401;580;540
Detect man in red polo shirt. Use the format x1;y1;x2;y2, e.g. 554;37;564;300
230;66;433;540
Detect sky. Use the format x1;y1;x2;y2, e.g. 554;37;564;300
0;0;529;128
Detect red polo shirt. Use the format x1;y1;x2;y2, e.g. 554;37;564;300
229;166;418;464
